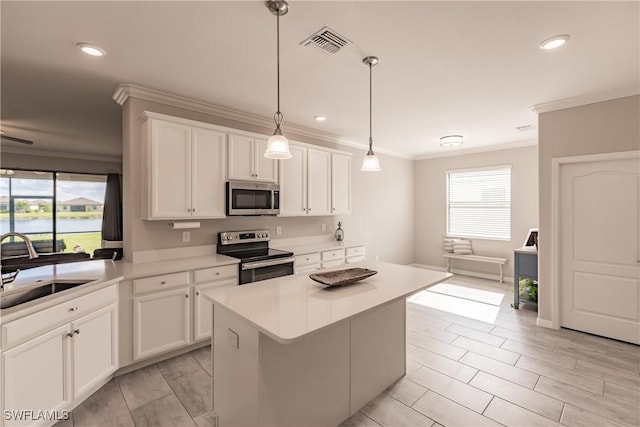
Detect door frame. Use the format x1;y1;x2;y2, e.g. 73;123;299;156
549;150;640;329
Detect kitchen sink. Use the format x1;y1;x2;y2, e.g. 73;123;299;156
0;280;91;309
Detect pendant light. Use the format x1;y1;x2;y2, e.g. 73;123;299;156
361;56;381;172
264;0;292;160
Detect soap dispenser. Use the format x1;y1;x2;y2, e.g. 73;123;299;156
335;222;344;241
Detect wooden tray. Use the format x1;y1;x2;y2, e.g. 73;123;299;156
309;268;378;287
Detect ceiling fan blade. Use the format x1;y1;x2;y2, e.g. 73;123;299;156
1;135;34;145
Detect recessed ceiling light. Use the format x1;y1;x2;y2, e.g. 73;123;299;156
76;42;106;57
539;34;570;50
314;116;327;122
440;135;463;148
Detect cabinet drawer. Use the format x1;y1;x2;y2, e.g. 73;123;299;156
295;252;321;266
133;272;190;295
346;246;365;258
295;264;321;274
346;255;366;264
194;264;238;284
321;248;345;261
322;259;345;269
3;284;117;349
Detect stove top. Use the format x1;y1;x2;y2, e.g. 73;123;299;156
216;229;293;263
226;248;293;263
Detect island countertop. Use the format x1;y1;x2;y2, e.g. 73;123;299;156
204;261;452;344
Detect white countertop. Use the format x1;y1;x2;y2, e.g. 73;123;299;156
271;240;365;255
514;247;538;254
204;261;452;344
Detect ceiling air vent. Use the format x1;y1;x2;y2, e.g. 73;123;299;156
301;26;351;54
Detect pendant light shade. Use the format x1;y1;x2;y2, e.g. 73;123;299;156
361;56;381;172
264;0;292;160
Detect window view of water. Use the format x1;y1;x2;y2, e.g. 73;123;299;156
0;218;102;234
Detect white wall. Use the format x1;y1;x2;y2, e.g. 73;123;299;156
537;95;640;322
414;145;538;277
121;97;415;265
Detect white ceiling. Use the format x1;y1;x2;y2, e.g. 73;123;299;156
1;1;638;161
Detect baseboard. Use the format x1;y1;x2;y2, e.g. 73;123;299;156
114;340;210;376
536;317;556;329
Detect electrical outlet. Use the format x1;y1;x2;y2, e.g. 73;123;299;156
182;231;190;242
227;329;239;349
276;226;282;236
321;223;327;232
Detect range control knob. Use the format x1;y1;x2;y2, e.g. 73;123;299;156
226;235;233;240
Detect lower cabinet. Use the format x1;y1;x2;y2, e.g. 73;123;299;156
133;287;191;361
293;245;367;273
131;264;238;362
1;285;118;427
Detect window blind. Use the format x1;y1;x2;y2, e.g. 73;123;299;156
446;166;511;240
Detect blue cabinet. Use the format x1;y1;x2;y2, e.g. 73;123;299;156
514;250;537;309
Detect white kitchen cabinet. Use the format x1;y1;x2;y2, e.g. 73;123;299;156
307;148;332;216
228;133;278;183
331;152;351;214
294;252;321;274
194;278;236;341
133;287;191;360
345;245;366;264
2;325;69;426
279;144;307;216
1;284;118;426
141;112;226;220
72;305;117;400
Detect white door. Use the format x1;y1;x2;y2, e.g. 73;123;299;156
331;153;351;215
150;119;192;218
133;287;191;360
72;304;118;399
2;325;70;425
307;148;332;216
279;144;307;216
227;133;255;181
560;154;640;344
192;127;226;218
255;137;278;183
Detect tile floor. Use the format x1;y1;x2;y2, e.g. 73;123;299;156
59;275;639;427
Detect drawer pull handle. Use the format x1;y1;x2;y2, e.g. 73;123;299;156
74;329;80;335
67;332;74;338
160;281;167;285
68;307;79;312
185;294;189;299
67;329;80;337
196;291;200;296
216;272;220;276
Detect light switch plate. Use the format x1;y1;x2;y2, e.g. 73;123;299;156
182;231;190;242
276;226;282;235
227;328;239;349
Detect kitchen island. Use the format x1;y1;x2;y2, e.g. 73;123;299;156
204;261;451;427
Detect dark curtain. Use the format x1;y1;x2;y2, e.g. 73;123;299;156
101;173;123;242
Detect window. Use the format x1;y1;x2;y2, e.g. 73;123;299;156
446;166;511;240
0;169;107;255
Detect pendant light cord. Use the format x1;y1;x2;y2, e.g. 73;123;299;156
274;11;283;129
368;62;373;152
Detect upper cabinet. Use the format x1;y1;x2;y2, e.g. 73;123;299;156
141;113;226;220
279;142;351;217
228;133;278;183
331;152;351;215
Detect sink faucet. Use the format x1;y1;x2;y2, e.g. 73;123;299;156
1;232;39;289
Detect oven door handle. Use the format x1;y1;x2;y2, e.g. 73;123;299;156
241;257;295;270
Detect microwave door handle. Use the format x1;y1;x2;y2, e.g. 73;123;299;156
271;191;275;210
241;257;295;270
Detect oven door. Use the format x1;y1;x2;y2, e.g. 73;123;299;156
240;257;295;284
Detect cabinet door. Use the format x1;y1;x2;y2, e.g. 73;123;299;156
279;144;307;216
307;148;332;216
227;133;255;181
255;137;278;183
3;324;70;425
194;279;237;341
72;304;118;400
149;119;192;219
133;287;190;360
192;128;226;218
331;153;351;215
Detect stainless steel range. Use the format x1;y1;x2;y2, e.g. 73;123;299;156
217;229;294;285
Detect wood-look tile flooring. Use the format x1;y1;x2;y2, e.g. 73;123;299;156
60;275;639;427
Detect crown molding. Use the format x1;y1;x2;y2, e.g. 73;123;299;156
113;83;411;159
530;86;639;114
1;145;121;164
415;139;537;161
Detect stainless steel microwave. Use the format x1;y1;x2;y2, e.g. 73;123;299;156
226;181;280;216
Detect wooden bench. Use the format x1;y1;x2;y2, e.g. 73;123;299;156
443;254;508;283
